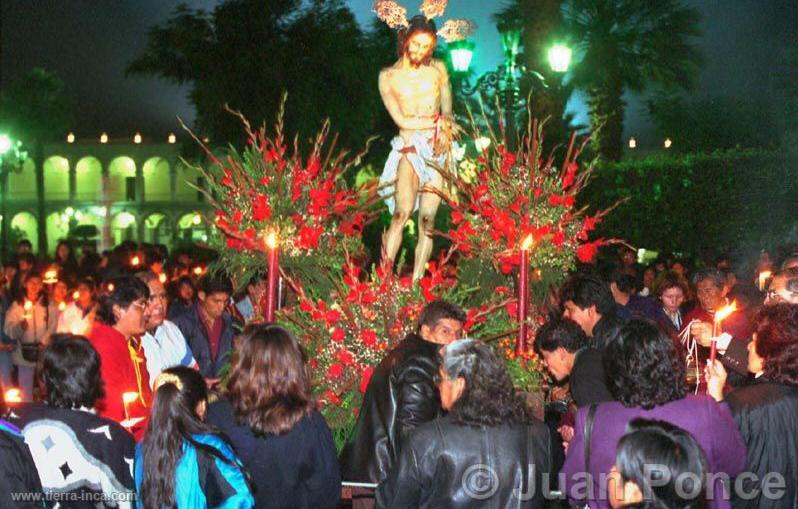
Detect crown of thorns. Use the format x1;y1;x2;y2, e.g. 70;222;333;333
374;0;476;43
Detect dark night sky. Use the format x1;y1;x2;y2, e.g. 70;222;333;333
2;0;797;144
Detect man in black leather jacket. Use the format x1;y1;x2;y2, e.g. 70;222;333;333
340;300;465;506
560;274;623;406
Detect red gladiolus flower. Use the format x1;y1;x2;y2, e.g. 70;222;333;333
322;389;341;406
309;188;331;217
562;162;578;190
299;300;314;313
506;301;518;318
325;310;341;325
252;194;271;222
226;238;243;251
296;225;323;250
359;367;374;393
336;348;354;366
233;209;243;224
499;147;517;176
340;213;365;236
361;329;377;347
221;169;234;188
328;363;344;379
576;239;604;263
552;230;566;247
331;328;346;343
306;157;321;178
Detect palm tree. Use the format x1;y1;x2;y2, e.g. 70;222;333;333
564;0;702;160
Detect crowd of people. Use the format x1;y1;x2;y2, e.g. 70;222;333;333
0;237;796;509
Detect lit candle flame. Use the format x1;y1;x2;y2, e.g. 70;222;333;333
158;273;167;284
73;290;80;300
758;271;772;291
23;300;33;312
521;234;534;251
122;391;139;422
43;269;59;284
131;255;141;266
4;388;22;403
107;283;115;293
193;266;204;276
714;301;737;323
122;392;139;404
58;302;66;312
266;231;279;250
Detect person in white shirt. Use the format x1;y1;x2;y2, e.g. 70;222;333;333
135;271;198;386
56;277;96;336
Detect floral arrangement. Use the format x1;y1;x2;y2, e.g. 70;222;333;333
199;105;617;442
279;249;513;439
183;97;383;297
439;123;617;276
422;120;623;388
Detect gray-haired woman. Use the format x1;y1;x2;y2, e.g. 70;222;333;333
376;339;552;509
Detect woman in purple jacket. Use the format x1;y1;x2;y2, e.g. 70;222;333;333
561;319;746;509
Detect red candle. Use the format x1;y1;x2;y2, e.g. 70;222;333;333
265;231;279;322
517;235;534;356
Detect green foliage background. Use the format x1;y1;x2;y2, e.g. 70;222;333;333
581;149;798;259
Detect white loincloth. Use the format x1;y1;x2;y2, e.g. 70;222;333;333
379;132;447;214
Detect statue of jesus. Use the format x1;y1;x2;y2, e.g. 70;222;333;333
378;15;454;281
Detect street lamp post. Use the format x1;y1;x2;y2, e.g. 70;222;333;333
0;134;27;257
448;26;570;151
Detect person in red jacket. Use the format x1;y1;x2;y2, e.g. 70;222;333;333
88;276;152;440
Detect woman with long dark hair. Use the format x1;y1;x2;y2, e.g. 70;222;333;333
54;239;79;286
207;324;340;509
706;303;798;509
136;366;253;509
376;339;552;509
608;419;708;509
561;320;745;509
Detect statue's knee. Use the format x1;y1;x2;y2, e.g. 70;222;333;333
393;210;411;224
419;214;435;228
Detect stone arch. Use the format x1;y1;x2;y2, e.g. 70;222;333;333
108;156;137;202
176;212;207;243
43;155;70;200
75;156;103;200
142;157;171;201
10;211;39;253
174;162;203;201
45;210;71;255
143;212;174;245
111;211;138;245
